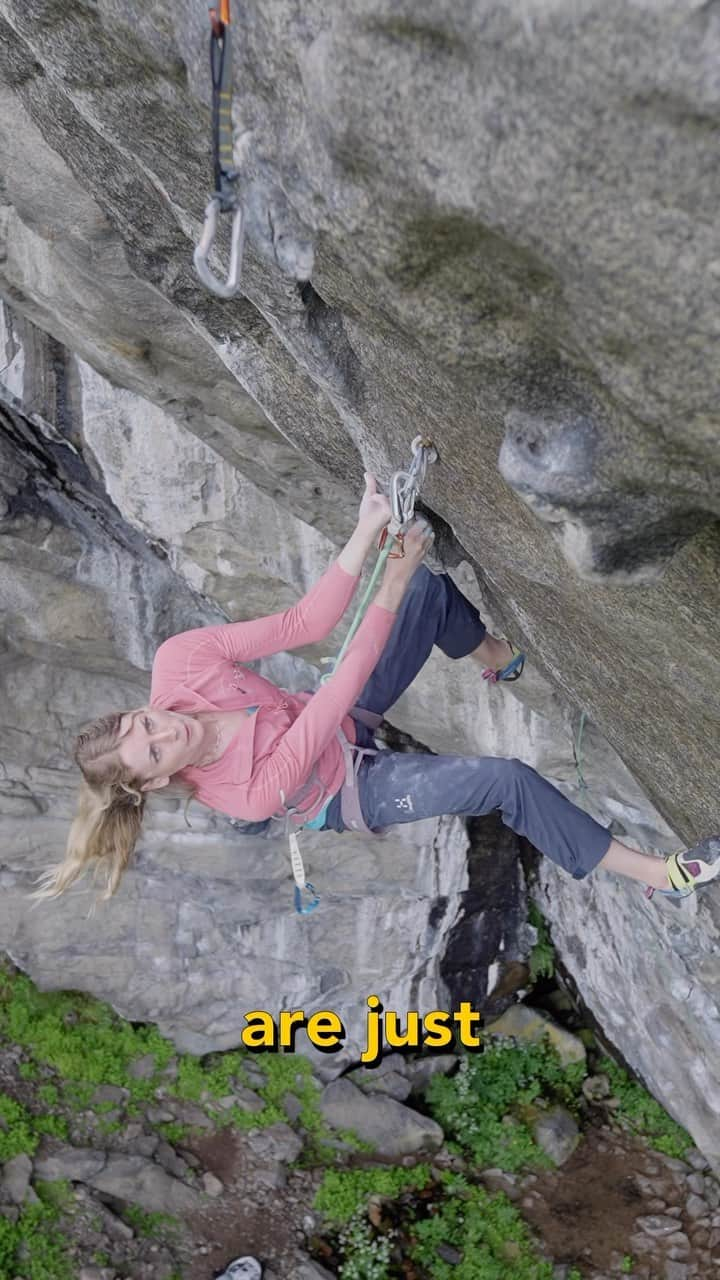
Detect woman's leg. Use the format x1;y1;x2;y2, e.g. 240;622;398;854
356;565;491;718
359;751;683;887
599;840;669;890
359;751;615;880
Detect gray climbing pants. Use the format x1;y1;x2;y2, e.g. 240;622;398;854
323;566;612;880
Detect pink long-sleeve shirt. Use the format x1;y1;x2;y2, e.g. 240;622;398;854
149;559;396;823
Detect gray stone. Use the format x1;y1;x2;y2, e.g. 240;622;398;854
636;1215;682;1238
686;1151;711;1172
128;1053;157;1080
98;1202;135;1242
479;1168;521;1201
244;1122;303;1166
145;1107;175;1125
436;1242;463;1264
664;1264;688;1280
348;1068;412;1102
154;1140;190;1180
282;1092;304;1124
319;1078;444;1159
202;1172;224;1198
0;1154;32;1206
34;1146;107;1183
484;1005;586;1067
404;1054;459;1094
685;1194;709;1220
35;1143;199;1214
532;1106;580;1167
91;1085;129;1106
686;1173;707;1196
705;1180;720;1210
293;1256;337;1280
230;1086;266;1114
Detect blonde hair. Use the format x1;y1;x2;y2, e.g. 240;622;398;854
29;711;196;908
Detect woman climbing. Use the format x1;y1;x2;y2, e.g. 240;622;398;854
32;475;719;906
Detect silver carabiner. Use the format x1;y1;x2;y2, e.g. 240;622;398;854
193;195;244;299
389;436;437;534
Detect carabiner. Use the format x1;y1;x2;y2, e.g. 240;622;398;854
388;436;437;535
193;195;244;299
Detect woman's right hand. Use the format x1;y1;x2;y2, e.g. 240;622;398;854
384;517;435;583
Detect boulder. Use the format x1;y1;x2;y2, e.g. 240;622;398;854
319;1078;443;1158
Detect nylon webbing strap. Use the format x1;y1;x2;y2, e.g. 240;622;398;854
210;3;236;204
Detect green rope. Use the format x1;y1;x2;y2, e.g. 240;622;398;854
320;537;395;683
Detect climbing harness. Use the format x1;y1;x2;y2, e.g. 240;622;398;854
282;436;437;915
193;0;245;297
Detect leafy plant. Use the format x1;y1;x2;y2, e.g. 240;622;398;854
122;1205;180;1239
337;1210;394;1279
315;1166;431;1226
0;1094;39;1161
408;1172;555;1280
0;1201;74;1280
528;902;555;983
425;1041;584;1172
599;1057;692;1158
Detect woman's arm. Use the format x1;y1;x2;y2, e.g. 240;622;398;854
242;520;435;819
152;476;392;681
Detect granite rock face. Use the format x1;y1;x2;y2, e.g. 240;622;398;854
0;0;719;1161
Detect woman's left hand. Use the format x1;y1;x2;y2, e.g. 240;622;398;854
357;472;391;537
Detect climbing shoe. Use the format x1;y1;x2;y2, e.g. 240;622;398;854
482;642;526;684
646;835;720;900
216;1259;262;1280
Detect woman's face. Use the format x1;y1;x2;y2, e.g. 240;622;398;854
116;707;200;791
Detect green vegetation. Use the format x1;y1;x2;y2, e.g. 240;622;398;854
122;1205;180;1240
620;1256;635;1274
0;956;699;1280
337;1210;396;1279
0;1202;74;1280
425;1040;584;1172
34;1179;73;1213
599;1057;692;1158
408;1172;555;1280
314;1165;432;1226
0;959;344;1154
0;1094;39;1161
315;1168;559;1280
527;903;555;984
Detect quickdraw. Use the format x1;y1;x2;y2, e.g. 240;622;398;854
322;436;438;680
378;434;438;556
193;0;245;297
